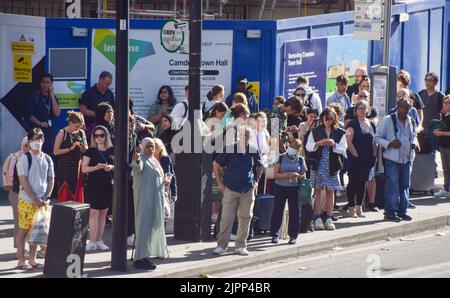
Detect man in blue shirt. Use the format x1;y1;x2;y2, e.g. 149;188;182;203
79;71;114;126
327;74;352;121
27;73;61;156
375;98;419;222
225;76;259;113
213;127;263;256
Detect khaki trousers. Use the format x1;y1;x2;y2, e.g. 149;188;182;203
217;187;255;249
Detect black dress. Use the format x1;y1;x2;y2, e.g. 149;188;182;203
84;147;114;210
347;119;376;181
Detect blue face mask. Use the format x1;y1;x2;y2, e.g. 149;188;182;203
287;147;298;157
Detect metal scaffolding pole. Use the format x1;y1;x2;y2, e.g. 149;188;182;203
382;0;392;66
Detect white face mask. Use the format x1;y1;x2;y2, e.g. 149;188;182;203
30;140;43;151
287;147;298;157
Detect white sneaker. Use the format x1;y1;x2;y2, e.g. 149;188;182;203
211;213;218;224
324;218;336;231
314;218;324;230
213;246;227;255
234;248;249;256
434;190;450;198
229;234;236;241
96;240;109;251
127;235;135;247
85;240;98;251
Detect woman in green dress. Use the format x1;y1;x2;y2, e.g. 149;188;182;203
132;137;169;270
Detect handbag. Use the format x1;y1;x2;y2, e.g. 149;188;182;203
298;177;313;205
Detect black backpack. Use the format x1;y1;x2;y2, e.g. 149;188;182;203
304;93;314;110
303;120;319;170
299;93;315;121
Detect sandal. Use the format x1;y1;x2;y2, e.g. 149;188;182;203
30;263;44;270
15;263;33;271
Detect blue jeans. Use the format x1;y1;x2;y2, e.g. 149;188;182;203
384;159;411;217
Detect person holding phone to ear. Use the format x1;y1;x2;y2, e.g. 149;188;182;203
27;73;61;156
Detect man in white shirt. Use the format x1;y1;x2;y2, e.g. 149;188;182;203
296;75;323;114
171;85;190;130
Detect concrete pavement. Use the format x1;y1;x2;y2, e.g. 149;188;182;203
1;190;450;278
0;156;447;278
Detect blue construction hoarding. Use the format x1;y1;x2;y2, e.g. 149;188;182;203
1;0;449;142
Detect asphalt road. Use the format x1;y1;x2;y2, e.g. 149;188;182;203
217;228;450;278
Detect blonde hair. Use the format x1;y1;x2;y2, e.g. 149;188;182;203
153;138;168;157
232;92;248;106
328;103;345;118
67;110;85;127
90;125;113;149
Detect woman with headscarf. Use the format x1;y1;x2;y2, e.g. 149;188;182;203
86;102;115;145
132;138;169;270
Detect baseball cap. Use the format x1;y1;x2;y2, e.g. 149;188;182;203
237;75;248;84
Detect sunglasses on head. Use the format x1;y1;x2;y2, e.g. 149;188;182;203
94;133;105;138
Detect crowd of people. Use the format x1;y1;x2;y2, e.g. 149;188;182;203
3;68;450;270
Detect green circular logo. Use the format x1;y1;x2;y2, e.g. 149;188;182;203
160;19;185;53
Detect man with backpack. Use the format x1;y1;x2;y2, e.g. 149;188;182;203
15;128;54;270
225;76;259;113
171;85;190;131
375;98;419;222
296;75;323;114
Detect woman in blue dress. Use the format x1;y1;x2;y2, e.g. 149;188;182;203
306;108;347;231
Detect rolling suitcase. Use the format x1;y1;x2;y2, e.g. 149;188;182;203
410;153;436;195
253;194;275;233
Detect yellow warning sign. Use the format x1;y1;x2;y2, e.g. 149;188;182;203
11;42;35;54
247;81;260;103
14;54;32;82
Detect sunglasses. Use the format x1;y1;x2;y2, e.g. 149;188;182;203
94;133;105;138
295;93;305;97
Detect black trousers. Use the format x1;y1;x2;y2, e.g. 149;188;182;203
270;185;299;238
300;204;313;233
346;177;366;207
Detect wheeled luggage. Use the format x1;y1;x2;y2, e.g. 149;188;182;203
410;153;436;195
